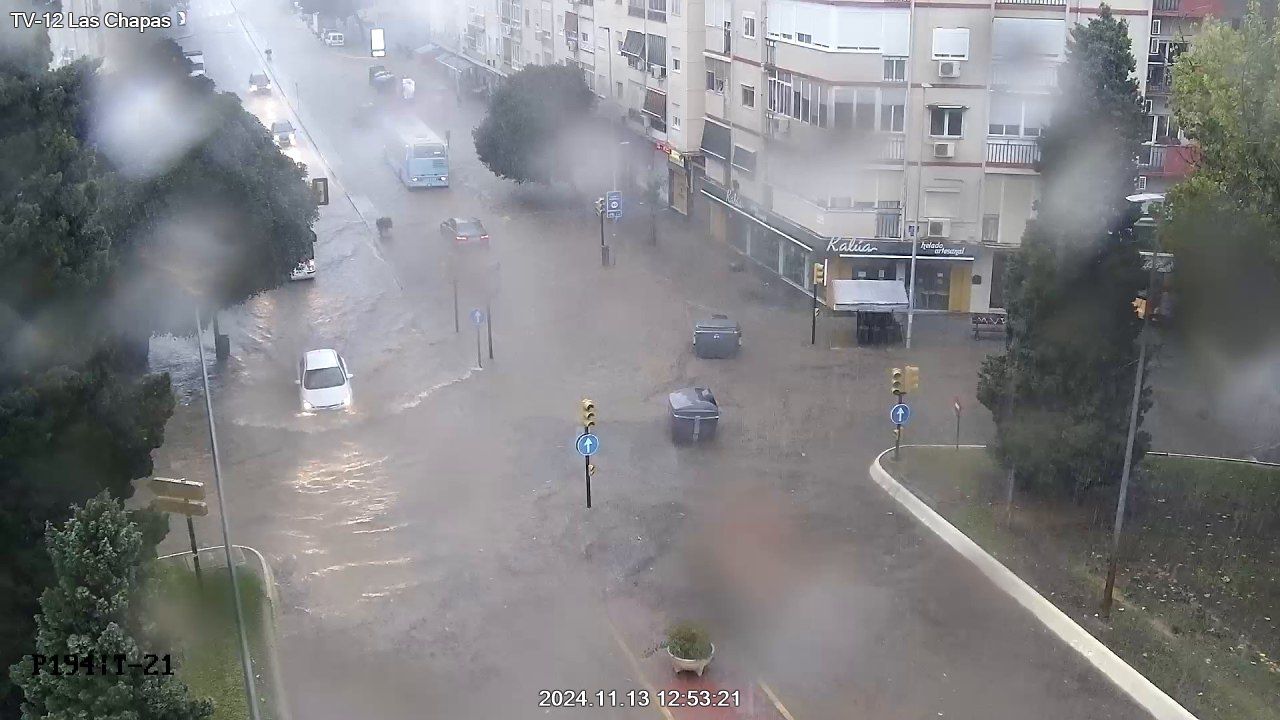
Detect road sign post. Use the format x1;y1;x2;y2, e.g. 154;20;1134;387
575;432;599;509
954;396;962;449
149;478;208;585
890;401;910;460
453;275;459;333
471;308;485;368
486;301;494;360
810;263;825;346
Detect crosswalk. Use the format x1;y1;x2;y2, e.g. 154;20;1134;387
186;0;237;26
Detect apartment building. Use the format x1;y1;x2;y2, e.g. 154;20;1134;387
692;0;1222;315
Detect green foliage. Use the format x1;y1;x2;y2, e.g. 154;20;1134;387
9;494;212;720
665;622;712;661
473;64;596;184
977;7;1150;496
1167;2;1280;351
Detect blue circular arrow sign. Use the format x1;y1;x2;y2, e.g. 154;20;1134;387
576;433;600;457
890;403;911;425
470;308;485;326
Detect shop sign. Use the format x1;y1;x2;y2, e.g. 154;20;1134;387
826;237;970;258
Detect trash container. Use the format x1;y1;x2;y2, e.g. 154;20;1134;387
668;387;720;443
693;314;742;359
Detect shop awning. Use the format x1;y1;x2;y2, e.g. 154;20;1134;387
830;279;909;313
621;30;645;57
643;88;667;118
700;120;730;160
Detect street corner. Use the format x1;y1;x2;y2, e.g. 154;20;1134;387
605;594;792;720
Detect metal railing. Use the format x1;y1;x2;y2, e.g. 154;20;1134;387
1153;0;1180;11
1139;144;1168;169
880;135;905;161
996;0;1065;5
986;139;1040;164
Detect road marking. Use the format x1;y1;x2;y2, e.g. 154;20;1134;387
606;617;675;720
869;446;1198;720
758;681;797;720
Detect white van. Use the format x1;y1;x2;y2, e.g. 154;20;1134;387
324;31;345;47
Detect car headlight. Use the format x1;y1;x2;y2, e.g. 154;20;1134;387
302;401;313;410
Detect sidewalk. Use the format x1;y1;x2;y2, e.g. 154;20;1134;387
606;594;792;720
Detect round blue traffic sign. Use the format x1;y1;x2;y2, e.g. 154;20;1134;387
576;433;600;457
470;308;485;326
890;403;911;425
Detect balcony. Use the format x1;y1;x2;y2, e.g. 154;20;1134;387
995;0;1066;5
992;62;1059;91
875;210;902;239
770;187;880;239
986;139;1040;166
1138;144;1167;169
879;135;904;163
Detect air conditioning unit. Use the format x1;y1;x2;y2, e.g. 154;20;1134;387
567;39;577;51
649;64;667;79
925;218;952;238
536;29;551;39
502;25;513;36
937;60;961;78
768;114;791;136
932;141;956;158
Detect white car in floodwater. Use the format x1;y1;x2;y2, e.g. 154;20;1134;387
297;349;352;412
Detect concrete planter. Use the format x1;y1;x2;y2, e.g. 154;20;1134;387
667;643;714;676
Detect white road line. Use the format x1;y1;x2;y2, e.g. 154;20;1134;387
868;446;1198;720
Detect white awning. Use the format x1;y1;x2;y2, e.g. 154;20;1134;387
831;279;909;313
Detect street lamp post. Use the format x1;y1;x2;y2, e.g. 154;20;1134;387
1101;214;1160;618
905;83;932;349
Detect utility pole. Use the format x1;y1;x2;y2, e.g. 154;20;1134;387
1102;216;1161;618
906;83;932;350
194;308;262;720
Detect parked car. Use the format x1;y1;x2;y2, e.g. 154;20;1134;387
297;349;352;412
323;31;345;47
440;217;490;247
249;72;272;94
369;65;396;91
270;119;296;146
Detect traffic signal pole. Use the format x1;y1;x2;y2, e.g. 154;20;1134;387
584;426;592;509
599;208;607;267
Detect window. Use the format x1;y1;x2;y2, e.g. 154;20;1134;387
732;146;757;172
982;214;1000;244
671;101;681;129
930;107;964;137
743;12;756;38
581;30;589;42
767;69;827;127
1151;18;1161;35
880;103;905;132
989;250;1010;308
931;28;970;60
797;32;813;44
1148;37;1161;55
1137;176;1148;190
741;84;756;108
672;0;681;16
672;46;681;71
706;57;728;93
884;57;906;81
616;81;623;98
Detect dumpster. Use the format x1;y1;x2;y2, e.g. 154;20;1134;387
693;314;742;359
668;387;720;443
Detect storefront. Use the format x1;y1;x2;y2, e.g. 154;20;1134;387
701;183;816;293
656;141;693;216
822;237;977;312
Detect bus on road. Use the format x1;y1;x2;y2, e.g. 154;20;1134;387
383;121;449;189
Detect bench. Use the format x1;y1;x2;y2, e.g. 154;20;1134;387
972;312;1007;340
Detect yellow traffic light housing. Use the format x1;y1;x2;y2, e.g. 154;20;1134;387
891;367;904;396
812;262;825;287
580;398;596;430
1132;296;1148;319
904;365;920;393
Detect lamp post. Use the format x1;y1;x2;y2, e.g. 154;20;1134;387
905;83;932;349
1101;214;1160;618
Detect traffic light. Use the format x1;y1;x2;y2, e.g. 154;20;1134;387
587;463;597;476
580;398;596;430
812;262;826;286
904;365;920;393
891;367;904;396
595;197;605;215
1132;296;1148;319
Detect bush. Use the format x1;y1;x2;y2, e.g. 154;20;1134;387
665;622;712;660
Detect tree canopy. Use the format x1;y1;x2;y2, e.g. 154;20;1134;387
9;494;212;720
1166;1;1280;354
978;7;1151;496
474;64;597;184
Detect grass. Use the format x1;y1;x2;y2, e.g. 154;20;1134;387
148;561;278;720
885;447;1280;720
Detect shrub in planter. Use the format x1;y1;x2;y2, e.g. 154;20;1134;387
666;622;713;667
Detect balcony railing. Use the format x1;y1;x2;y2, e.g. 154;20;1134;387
880;135;905;162
1139;144;1168;169
996;0;1066;5
1154;0;1180;11
986;139;1040;165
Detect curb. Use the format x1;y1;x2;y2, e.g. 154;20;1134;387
869;446;1197;720
158;545;292;720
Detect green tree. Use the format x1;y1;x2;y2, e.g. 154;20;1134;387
1166;1;1280;353
9;494;212;720
977;6;1151;496
473;64;596;184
